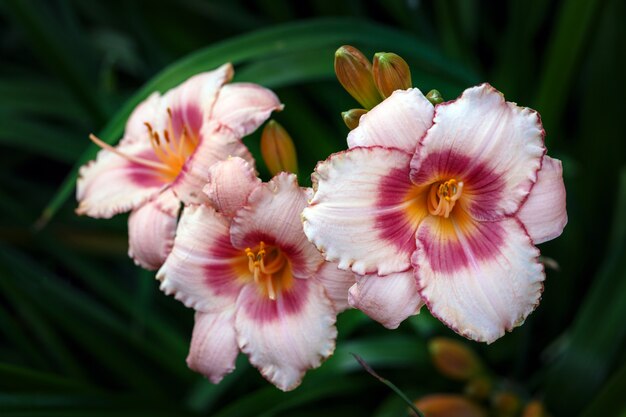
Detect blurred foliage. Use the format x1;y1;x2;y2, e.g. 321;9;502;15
0;0;625;416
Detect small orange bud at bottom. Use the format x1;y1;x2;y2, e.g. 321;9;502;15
260;120;298;176
342;108;367;130
415;394;487;417
429;337;483;381
521;400;549;417
464;375;492;400
492;392;522;417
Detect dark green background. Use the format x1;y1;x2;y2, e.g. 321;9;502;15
1;0;625;416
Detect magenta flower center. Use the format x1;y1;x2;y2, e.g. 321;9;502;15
244;241;293;300
427;178;464;218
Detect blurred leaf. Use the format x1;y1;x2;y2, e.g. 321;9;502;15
580;360;626;417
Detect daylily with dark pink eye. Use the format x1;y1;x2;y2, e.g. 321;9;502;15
76;63;283;270
303;84;567;343
157;158;355;391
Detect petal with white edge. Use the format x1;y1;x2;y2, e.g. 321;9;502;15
303;147;425;276
517;156;567;244
128;189;180;270
172;124;255;205
230;173;323;279
76;142;167;218
203;157;261;217
348;271;423;329
348;88;434;153
187;309;239;384
316;262;357;313
235;278;336;391
157;204;243;313
414;215;544;343
410;83;545;221
211;83;283;138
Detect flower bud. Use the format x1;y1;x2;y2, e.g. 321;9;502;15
492;392;522;417
414;394;487;417
464;375;492;400
341;108;367;130
429;337;483;381
372;52;412;98
260;120;298;176
334;45;383;109
521;400;549;417
426;89;444;105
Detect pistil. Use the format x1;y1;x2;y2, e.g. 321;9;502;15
428;179;464;218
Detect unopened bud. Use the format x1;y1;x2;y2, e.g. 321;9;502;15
342;108;367;130
426;89;444;105
429;337;483;381
372;52;412;98
521;400;549;417
334;45;383;109
464;375;492;400
415;394;487;417
492;392;522;417
260;120;298;176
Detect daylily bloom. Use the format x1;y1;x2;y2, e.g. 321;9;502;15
76;63;282;270
157;157;355;391
303;84;567;343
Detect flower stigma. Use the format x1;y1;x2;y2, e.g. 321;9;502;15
428;179;464;218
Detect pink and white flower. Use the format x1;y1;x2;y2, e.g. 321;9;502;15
157;157;355;391
303;84;567;343
76;63;282;270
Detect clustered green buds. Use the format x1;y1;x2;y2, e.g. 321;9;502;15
260;120;298;176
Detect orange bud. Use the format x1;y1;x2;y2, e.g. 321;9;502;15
414;394;487;417
464;375;492;400
429;337;483;381
334;45;383;109
341;108;367;130
260;120;298;176
372;52;412;98
492;392;522;417
426;89;444;105
521;400;549;417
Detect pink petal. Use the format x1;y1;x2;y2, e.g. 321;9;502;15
164;63;234;139
517;156;567;244
230;173;323;279
414;215;544;343
303;147;422;276
203;157;261;217
76;142;166;218
128;189;180;270
315;262;357;313
172;124;255;205
235;278;336;391
157;204;242;313
410;83;545;221
348;271;423;329
348;88;434;153
210;83;283;138
187;309;239;384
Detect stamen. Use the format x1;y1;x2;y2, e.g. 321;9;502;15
89;134;170;171
427;178;464;218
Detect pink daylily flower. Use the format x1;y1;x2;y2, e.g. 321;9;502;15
157;157;355;391
76;63;283;270
303;84;567;343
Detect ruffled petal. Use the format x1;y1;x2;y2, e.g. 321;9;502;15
210;83;283;138
410;83;545;221
303;147;424;275
230;173;323;279
172;124;255;205
315;262;356;313
414;215;544;343
348;271;423;329
187;309;239;384
517;156;567;244
235;278;336;391
128;189;180;270
347;88;434;153
203;157;261;217
156;204;243;313
76;142;167;218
